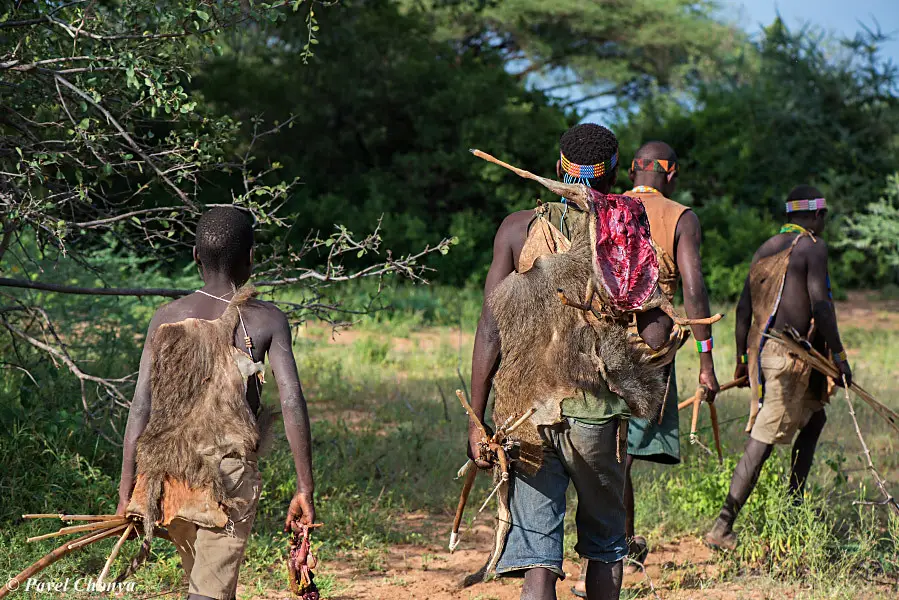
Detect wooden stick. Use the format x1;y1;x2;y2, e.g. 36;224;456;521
0;525;126;599
449;464;478;552
502;408;536;436
26;518;126;543
456;389;489;440
678;377;748;411
68;523;128;550
840;376;899;517
708;402;723;464
690;388;702;441
97;522;134;584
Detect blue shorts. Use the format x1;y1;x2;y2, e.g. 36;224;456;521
495;418;628;578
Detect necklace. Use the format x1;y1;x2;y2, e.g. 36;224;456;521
780;223;811;236
197;289;234;302
630;185;661;195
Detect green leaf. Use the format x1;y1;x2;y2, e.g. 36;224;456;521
195;10;210;22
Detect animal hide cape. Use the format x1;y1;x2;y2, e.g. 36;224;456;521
126;285;265;539
489;191;668;473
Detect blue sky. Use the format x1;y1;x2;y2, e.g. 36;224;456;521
733;0;899;62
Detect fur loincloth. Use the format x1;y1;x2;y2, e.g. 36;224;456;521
126;285;266;538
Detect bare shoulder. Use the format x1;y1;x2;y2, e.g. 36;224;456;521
496;209;533;243
675;209;700;236
794;236;828;263
245;298;290;330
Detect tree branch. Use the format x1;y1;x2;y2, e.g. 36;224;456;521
0;278;189;298
54;74;196;208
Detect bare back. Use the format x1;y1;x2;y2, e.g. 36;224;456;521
750;233;817;336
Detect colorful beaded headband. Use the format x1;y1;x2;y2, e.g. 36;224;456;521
560;151;618;179
631;158;677;175
785;198;826;213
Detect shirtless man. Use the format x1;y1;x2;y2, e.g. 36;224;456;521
705;185;851;550
116;207;315;600
468;123;671;600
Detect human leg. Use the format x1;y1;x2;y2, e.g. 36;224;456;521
706;437;772;549
585;559;623;600
789;408;826;500
495;438;569;596
522;567;560;600
183;458;261;600
557;418;628;600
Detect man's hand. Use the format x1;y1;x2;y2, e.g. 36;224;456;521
284;491;315;532
699;367;720;403
834;359;852;388
115;496;129;517
467;422;495;470
734;363;750;387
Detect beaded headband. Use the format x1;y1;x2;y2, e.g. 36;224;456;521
631;158;677;174
560;151;618;180
785;198;827;213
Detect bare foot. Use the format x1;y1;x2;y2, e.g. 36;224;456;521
624;536;649;574
704;518;737;551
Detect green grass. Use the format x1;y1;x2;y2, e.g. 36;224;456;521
1;284;897;598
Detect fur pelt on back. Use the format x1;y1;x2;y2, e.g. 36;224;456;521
131;285;261;538
488;221;666;473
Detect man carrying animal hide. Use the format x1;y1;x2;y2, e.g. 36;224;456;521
572;142;721;594
115;207;315;600
467;124;676;600
705;185;851;551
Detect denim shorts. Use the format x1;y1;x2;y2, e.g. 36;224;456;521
495;418;628;578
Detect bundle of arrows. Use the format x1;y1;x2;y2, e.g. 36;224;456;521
0;514;137;599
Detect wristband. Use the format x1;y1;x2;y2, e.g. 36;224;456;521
738;353;749;364
696;337;713;353
833;350;848;363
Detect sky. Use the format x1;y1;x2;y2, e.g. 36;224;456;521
732;0;899;62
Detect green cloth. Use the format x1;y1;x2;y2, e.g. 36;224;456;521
626;362;680;464
561;388;631;425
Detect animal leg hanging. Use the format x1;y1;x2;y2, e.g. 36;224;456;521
448;389;535;552
288;523;324;599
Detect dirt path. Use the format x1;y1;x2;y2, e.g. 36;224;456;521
245;518;727;600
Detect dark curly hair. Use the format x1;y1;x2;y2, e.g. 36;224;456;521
195;207;254;273
559;123;619;187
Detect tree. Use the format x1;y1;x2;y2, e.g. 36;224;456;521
199;0;571;285
404;0;743;110
0;1;451;440
840;173;899;284
617;19;899;295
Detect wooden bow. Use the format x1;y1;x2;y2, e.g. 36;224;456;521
449;389;534;552
676;376;747;463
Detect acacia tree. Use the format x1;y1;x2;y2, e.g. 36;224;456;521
0;1;452;440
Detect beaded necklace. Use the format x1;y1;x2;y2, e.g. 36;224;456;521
629;185;661;195
779;223;812;236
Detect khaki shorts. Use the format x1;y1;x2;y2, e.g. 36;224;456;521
167;457;261;600
751;343;826;445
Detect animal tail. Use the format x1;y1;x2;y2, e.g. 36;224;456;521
220;285;258;331
142;475;162;541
